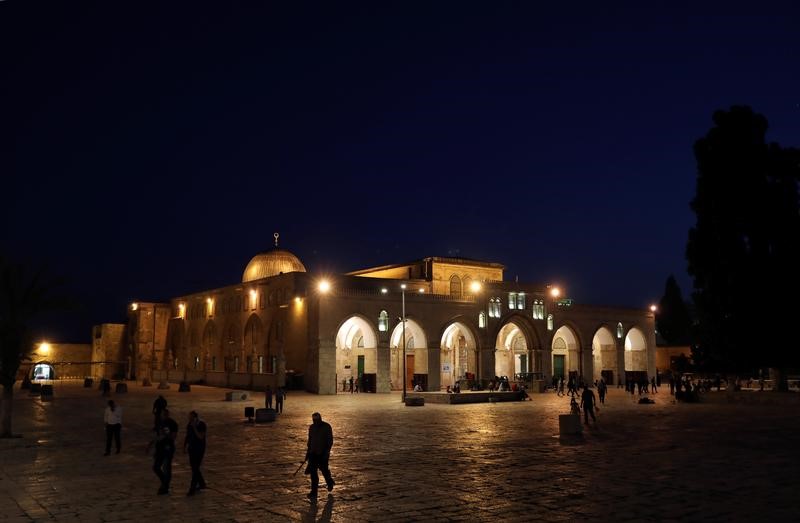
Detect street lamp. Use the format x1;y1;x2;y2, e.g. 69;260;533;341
401;283;407;402
649;304;658;313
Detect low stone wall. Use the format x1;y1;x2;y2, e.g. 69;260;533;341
152;369;278;392
407;391;524;404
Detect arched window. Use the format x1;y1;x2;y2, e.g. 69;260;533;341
450;275;462;298
533;300;544;320
479;311;486;328
547;314;554;331
378;310;389;332
616;322;624;339
463;276;473;295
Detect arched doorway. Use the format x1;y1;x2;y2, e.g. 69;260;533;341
202;321;219;371
390;318;428;390
551;325;580;380
223;321;242;372
440;322;477;388
495;321;529;379
244;314;265;374
32;362;55;380
624;327;648;382
592;326;618;384
335;316;378;392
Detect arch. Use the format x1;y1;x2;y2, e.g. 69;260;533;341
551;324;580;380
244;313;265;374
31;362;55;380
389;318;429;391
439;319;479;388
494;316;537;379
449;275;462;298
624;326;648;372
201;320;219;371
592;326;618;384
223;320;242;372
165;320;186;370
378;310;389;332
335;315;379;392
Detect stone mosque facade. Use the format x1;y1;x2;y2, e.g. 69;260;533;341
127;245;656;394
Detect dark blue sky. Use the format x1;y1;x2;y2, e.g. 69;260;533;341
3;1;799;341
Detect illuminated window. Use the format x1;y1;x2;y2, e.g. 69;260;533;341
547;314;554;331
489;298;502;318
617;322;624;339
193;356;200;369
479;311;486;328
258;355;264;374
533;300;544;319
234;356;239;372
508;293;517;310
450;275;462;298
517;293;525;310
378;310;389;332
211;356;217;371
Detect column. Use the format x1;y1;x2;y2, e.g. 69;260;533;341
376;340;391;393
616;339;626;386
427;345;441;391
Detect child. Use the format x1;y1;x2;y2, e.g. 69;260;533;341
570;397;581;415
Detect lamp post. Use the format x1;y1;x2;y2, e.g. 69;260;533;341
401;283;407;402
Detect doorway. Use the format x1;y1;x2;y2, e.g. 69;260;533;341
406;354;414;389
553;355;565;379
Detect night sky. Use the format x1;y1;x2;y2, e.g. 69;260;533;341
3;1;799;342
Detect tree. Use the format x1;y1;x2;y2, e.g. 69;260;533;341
656;275;693;346
0;256;66;437
686;106;800;385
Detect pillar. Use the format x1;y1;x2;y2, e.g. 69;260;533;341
376;340;391;393
427;345;441;391
316;339;336;394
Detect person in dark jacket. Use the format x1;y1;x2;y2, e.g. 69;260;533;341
305;412;334;501
184;410;207;496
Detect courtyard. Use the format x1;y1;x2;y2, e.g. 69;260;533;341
1;382;798;522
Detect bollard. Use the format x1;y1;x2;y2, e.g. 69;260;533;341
558;414;583;436
225;391;249;401
41;384;54;401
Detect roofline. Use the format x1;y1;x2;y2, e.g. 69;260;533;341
347;256;505;276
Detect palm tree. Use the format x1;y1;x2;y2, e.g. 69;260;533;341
0;255;66;438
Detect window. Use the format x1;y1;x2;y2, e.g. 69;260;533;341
489;298;502;318
193;356;200;369
617;322;624;339
479;311;486;328
234;356;239;372
173;357;178;369
533;300;544;320
211;356;217;371
259;291;265;309
508;293;517;310
547;314;554;331
258;355;264;374
450;275;462;298
517;293;525;310
378;310;389;332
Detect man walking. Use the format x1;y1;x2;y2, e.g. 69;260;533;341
152;395;167;434
184;411;207;496
103;400;122;455
597;378;607;405
276;386;285;414
580;386;597;425
151;409;178;495
305;412;334;501
265;385;273;409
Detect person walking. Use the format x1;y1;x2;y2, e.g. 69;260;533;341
265;385;273;409
103;400;122;455
275;386;285;414
597;378;607;405
580;386;597;425
650;376;658;394
150;409;178;495
348;376;354;394
184;411;207;496
152;395;167;434
305;412;334;501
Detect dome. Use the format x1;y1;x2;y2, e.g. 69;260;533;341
242;249;306;282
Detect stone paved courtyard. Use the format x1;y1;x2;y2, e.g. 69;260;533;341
1;382;798;522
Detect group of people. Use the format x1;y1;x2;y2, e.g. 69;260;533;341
341;376;360;393
103;389;334;501
147;395;208;496
264;385;287;413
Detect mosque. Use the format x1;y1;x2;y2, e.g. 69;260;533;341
126;235;656;394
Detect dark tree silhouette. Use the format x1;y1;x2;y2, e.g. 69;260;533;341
687;106;800;387
656;275;692;346
0;256;66;437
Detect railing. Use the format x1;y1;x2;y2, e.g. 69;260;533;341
331;288;477;303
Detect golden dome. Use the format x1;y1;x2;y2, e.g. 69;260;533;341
242;249;306;282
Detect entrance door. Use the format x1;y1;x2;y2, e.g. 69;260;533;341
553;355;565;379
357;355;365;382
517;354;527;375
406;354;414;389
